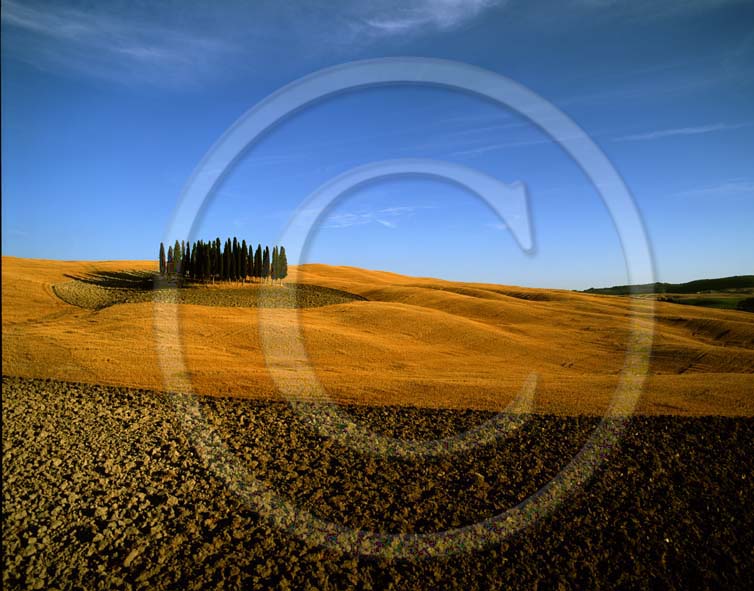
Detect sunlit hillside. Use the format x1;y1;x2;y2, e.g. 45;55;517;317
3;257;753;415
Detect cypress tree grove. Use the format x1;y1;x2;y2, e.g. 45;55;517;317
159;242;166;275
158;237;286;285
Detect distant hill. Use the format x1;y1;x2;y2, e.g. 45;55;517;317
583;275;754;296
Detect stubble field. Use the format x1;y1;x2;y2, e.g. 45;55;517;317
3;256;753;415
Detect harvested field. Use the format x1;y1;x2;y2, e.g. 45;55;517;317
4;257;754;414
52;272;365;310
3;376;753;590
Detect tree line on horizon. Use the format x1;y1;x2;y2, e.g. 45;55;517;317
159;238;288;283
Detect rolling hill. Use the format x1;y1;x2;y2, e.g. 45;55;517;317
583;275;754;295
3;257;753;416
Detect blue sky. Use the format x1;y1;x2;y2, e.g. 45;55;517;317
2;0;753;289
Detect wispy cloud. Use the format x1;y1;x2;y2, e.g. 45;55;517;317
324;205;430;229
671;179;754;198
448;131;592;156
241;112;526;168
1;0;506;83
613;122;750;142
407;118;530;153
356;0;505;37
1;0;236;85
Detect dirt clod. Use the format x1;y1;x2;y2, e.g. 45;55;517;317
3;376;753;589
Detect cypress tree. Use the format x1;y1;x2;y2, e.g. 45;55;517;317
211;240;215;280
202;241;209;281
159;242;166;275
224;239;232;281
203;243;211;281
279;246;288;283
174;240;182;275
221;240;226;281
185;242;191;276
254;244;262;281
229;238;234;281
271;246;278;282
167;246;173;275
262;246;270;282
235;238;241;280
240;240;248;282
192;242;199;281
183;241;191;278
236;238;242;280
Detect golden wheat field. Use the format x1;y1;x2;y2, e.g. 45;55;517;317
3;256;753;415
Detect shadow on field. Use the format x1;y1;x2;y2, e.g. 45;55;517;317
55;271;366;309
64;271;160;291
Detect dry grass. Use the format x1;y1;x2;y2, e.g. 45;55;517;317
3;256;753;415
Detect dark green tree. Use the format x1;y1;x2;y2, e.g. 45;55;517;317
174;240;182;275
240;240;248;282
192;242;200;281
159;242;166;275
234;238;240;281
279;246;288;283
224;239;232;281
190;242;198;279
213;239;220;281
262;246;270;282
183;241;190;278
203;242;211;280
254;244;262;281
271;246;278;282
183;241;188;277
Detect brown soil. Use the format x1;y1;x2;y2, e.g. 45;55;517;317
3;376;752;589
